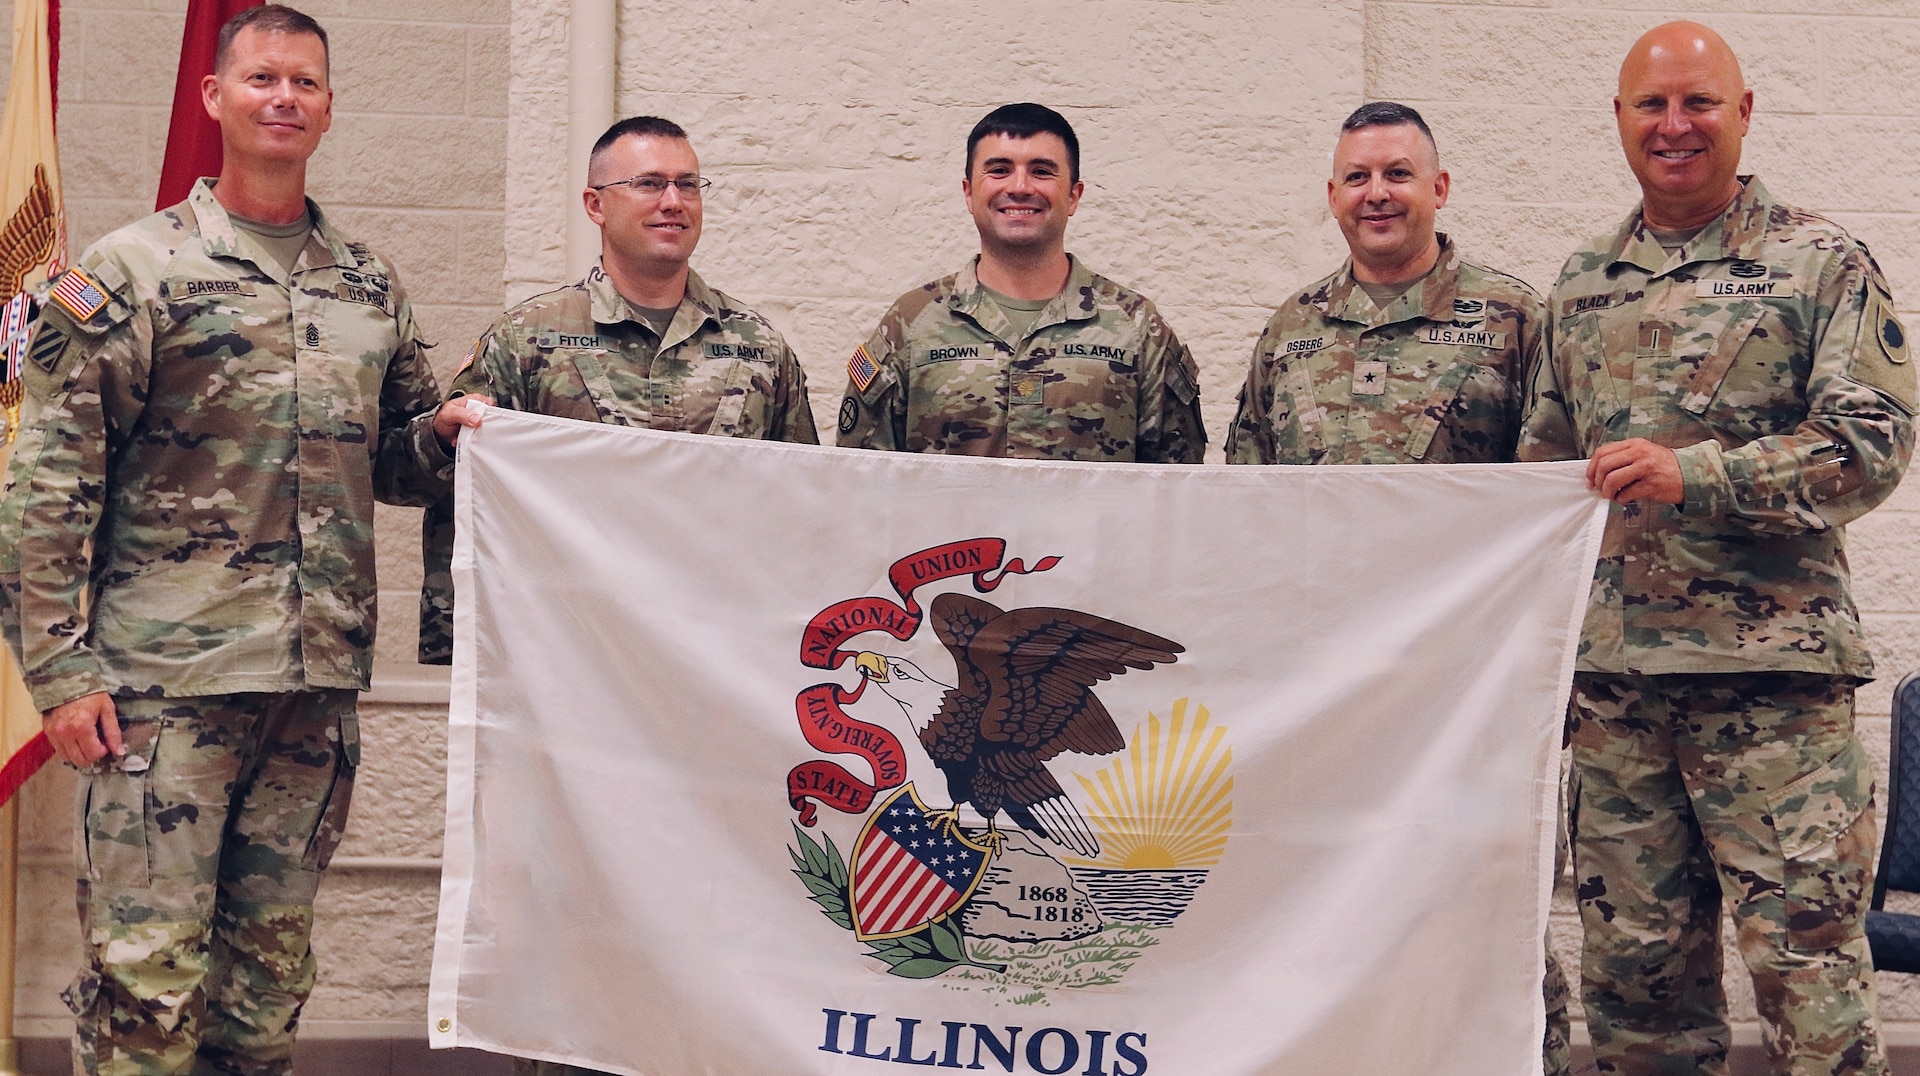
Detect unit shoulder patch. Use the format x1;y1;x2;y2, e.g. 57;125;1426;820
1852;288;1916;412
28;322;67;373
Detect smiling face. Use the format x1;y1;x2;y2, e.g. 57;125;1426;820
1327;122;1449;284
963;132;1084;259
201;27;333;169
584;133;704;276
1614;22;1752;229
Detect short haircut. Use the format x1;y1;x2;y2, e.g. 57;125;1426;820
1339;101;1438;164
216;5;329;76
589;116;692;176
966;103;1081;184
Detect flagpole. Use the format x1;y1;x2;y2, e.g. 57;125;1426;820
0;794;18;1076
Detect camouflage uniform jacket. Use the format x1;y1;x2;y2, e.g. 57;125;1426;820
836;256;1205;462
0;179;445;711
1519;177;1915;676
1225;236;1543;464
415;264;819;662
433;264;818;440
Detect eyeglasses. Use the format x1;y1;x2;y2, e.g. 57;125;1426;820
589;174;712;199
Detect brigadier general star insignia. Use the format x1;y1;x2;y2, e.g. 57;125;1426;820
48;269;109;322
848;344;878;393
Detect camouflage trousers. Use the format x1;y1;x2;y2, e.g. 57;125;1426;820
1545;801;1572;1076
1568;672;1885;1076
62;691;360;1076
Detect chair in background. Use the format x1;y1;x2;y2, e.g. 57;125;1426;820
1868;670;1920;973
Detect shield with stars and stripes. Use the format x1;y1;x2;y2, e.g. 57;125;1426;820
849;782;993;941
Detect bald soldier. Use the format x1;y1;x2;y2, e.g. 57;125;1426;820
1521;22;1913;1074
836;102;1204;463
1225;100;1569;1076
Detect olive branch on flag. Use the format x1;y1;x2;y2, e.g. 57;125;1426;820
789;824;1003;979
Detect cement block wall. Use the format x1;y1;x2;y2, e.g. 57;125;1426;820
7;0;1920;1048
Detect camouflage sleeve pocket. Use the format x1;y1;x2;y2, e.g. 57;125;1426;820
302;711;360;870
1764;737;1875;952
78;719;162;887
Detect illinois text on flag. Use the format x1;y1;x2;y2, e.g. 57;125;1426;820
429;410;1605;1076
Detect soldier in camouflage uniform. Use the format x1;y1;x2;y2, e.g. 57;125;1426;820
0;8;445;1074
1519;23;1914;1075
1225;101;1570;1076
416;115;817;669
416;116;816;1076
836;103;1203;463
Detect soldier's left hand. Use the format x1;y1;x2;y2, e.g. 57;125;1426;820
1588;438;1684;505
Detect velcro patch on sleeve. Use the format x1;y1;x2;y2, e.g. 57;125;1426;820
1851;286;1915;412
47;269;109;323
848;343;878;392
28;322;68;373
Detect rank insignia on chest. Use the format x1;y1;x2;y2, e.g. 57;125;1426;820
848;344;879;392
1012;376;1043;404
1352;361;1388;396
48;269;109;322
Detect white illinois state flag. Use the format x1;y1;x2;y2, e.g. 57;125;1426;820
428;409;1606;1076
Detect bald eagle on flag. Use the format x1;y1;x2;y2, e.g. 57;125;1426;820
857;592;1182;858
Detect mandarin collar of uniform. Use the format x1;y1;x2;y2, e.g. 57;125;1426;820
1611;175;1769;278
190;178;350;273
587;261;719;348
1320;233;1460;327
947;254;1099;343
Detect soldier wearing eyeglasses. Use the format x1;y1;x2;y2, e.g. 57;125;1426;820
415;116;818;665
835;102;1204;463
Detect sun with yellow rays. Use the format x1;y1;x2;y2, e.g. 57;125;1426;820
1069;698;1232;871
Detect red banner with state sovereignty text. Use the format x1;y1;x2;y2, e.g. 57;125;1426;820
787;538;1060;824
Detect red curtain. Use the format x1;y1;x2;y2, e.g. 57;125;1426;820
155;0;262;210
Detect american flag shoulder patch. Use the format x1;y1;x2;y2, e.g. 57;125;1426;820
48;269;110;323
457;339;479;374
848;343;879;392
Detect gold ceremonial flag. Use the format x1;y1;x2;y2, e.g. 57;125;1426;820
0;0;65;431
0;0;63;295
0;0;62;804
